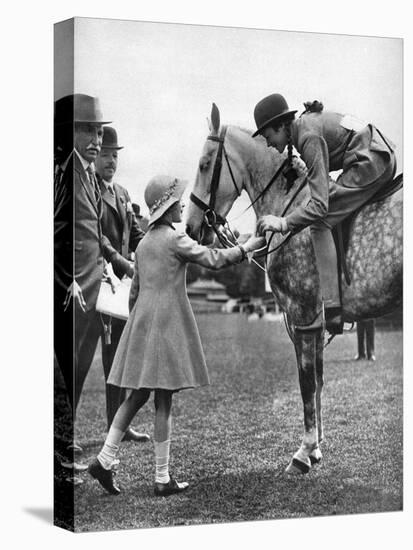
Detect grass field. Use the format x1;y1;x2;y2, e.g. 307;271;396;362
72;313;403;532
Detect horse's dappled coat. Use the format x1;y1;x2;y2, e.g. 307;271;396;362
186;109;402;473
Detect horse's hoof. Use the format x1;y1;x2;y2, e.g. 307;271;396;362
285;457;311;475
309;448;323;465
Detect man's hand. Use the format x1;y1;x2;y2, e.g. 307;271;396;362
63;281;86;312
256;215;288;235
103;263;121;292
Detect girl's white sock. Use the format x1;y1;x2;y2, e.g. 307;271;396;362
154;439;171;484
97;426;125;470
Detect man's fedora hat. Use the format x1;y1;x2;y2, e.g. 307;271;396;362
252;93;297;137
102;126;124;150
54;94;111;126
145;175;187;226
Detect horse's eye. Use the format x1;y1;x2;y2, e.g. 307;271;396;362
199;155;210;172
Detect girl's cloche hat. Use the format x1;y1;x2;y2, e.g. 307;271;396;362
145;175;187;226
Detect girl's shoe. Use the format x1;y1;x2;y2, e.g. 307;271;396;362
88;458;120;495
154;477;189;497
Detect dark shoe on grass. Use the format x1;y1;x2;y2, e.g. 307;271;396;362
154;477;189;497
88;458;120;495
60;460;88;473
66;442;83;454
122;428;150;443
64;475;84;486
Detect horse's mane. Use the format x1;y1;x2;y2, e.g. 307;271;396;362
228;124;308;186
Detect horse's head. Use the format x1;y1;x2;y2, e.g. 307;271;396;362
186;103;248;244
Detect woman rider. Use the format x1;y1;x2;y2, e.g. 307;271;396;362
253;93;396;335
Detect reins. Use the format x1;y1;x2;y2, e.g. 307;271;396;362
241;158;289;215
189;127;339;346
189;127;308;270
253;175;308;261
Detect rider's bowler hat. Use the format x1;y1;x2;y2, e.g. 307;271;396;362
252;93;297;137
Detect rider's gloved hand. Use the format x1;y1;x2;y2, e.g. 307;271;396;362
256;215;289;235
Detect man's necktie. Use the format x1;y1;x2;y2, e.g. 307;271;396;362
54;165;63;194
86;165;101;205
54;165;64;203
54;165;66;216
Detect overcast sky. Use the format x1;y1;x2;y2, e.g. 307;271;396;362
55;17;403;233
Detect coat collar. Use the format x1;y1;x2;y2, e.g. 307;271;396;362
74;149;91;172
151;219;175;230
115;184;128;227
98;176;128;226
99;177;118;210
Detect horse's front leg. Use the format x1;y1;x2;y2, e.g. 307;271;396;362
310;329;324;465
286;327;323;474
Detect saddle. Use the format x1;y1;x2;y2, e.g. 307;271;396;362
333;173;403;287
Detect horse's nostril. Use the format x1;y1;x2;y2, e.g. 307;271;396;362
185;225;191;236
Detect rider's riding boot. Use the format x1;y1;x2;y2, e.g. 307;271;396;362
325;306;344;335
310;223;343;336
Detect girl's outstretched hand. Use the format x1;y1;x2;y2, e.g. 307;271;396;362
242;235;267;253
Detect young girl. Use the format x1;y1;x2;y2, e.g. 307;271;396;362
89;174;264;496
252;93;396;335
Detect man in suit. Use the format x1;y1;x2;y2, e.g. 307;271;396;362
54;94;112;471
95;127;149;442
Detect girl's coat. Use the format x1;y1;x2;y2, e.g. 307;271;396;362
108;223;242;391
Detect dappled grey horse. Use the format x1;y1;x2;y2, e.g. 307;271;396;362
185;104;402;474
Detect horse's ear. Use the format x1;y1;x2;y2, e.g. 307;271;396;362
211;103;220;133
206;117;212;131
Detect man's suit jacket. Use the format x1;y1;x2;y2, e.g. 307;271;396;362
97;175;145;279
54;151;105;311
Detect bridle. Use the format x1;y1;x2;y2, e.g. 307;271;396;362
189;126;337;347
189;125;308;260
189;126;241;240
